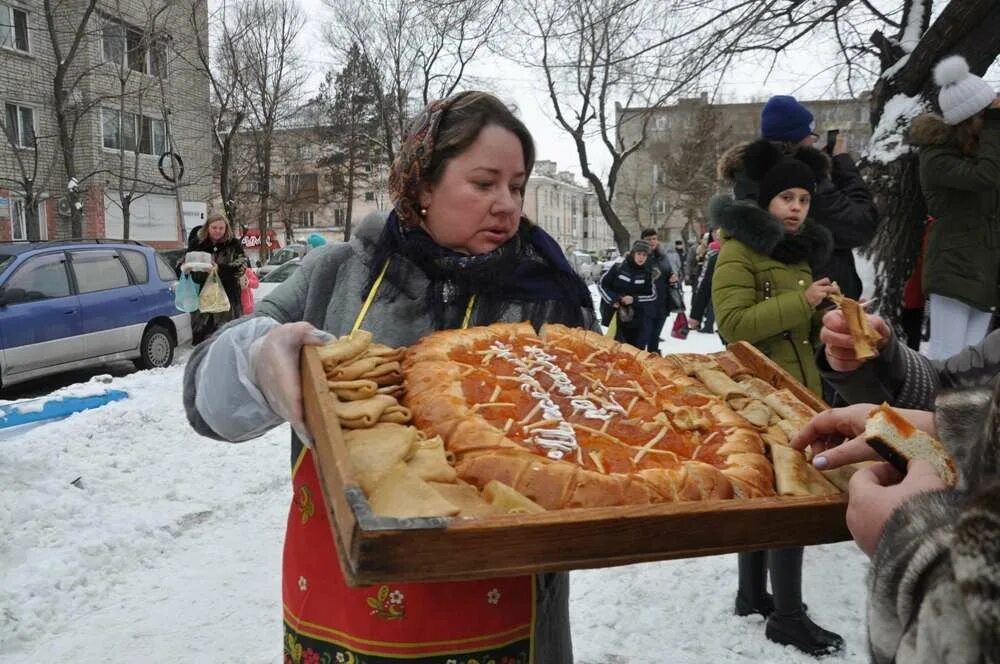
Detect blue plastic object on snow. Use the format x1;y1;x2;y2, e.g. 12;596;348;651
0;390;129;430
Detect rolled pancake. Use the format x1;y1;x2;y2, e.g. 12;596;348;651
429;481;501;518
333;394;399;428
328;379;379;401
317;329;372;364
482;480;546;514
408;435;458;483
368;463;460;518
343;423;422;493
768;442;839;497
695;368;748;400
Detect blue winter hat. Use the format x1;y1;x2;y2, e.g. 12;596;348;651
307;233;327;248
760;95;816;142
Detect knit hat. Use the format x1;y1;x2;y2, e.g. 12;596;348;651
760;95;816;142
934;55;995;125
631;240;651;254
743;139;817;208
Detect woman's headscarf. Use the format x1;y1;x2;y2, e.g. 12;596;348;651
388;96;455;228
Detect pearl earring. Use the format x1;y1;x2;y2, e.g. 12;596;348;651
420;207;427;216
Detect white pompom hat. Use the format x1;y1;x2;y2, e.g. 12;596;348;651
934;54;995;125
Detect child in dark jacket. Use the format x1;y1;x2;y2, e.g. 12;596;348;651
599;240;657;348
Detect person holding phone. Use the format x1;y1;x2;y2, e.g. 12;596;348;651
718;95;878;301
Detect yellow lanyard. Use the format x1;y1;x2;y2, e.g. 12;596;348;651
352;259;476;333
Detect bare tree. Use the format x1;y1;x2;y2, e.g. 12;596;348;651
43;0;102;237
512;0;717;252
178;0;252;229
322;0;502;165
654;104;733;243
235;0;305;260
657;0;1000;325
1;101;60;241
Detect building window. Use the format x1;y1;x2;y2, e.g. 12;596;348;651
333;208;346;226
0;4;28;52
10;199;49;240
364;191;375;201
652;164;666;186
295;210;314;227
4;102;35;147
655;116;668;130
654;199;666;214
101;18;167;77
102;109;166;155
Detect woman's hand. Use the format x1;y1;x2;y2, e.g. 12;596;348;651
820;309;891;372
792;404;937;470
621;295;634;306
804;278;838;307
832;133;848;156
688;318;701;330
847;460;947;556
250;322;334;446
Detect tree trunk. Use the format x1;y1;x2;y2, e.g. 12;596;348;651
864;0;1000;327
123;204;131;240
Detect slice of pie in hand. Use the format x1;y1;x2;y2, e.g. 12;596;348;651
829;293;882;360
864;403;957;487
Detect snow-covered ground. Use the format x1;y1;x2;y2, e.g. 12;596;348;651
0;306;871;663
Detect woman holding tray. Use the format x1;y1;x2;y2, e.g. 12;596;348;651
711;139;844;656
182;91;593;663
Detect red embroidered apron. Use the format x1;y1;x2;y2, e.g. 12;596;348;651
281;448;535;664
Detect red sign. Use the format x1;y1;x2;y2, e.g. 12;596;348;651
241;229;281;249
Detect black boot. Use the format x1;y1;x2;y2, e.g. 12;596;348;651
734;551;774;617
765;547;844;656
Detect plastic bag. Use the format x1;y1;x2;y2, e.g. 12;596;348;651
245;269;259;289
241;285;255;315
199;269;232;313
174;273;201;313
671;311;690;339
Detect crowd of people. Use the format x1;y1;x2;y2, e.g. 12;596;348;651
180;53;999;663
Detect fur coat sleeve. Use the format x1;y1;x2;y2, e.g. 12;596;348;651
867;385;1000;664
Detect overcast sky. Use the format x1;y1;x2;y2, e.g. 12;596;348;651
289;0;999;180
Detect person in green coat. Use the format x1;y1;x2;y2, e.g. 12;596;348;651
711;139;842;656
909;55;1000;360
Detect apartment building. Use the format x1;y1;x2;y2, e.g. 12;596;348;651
614;93;873;243
524;160;614;256
0;0;212;247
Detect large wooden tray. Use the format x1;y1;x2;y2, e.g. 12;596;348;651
302;340;850;586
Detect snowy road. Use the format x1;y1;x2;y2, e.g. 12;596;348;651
1;322;872;663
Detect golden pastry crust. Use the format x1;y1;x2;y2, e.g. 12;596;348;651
399;323;825;509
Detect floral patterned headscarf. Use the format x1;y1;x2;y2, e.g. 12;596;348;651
388;95;457;228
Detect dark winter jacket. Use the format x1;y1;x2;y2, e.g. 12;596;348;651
647;247;674;313
910;109;1000;312
598;256;657;326
710;194;833;395
188;236;247;312
718;141;877;299
689;249;718;324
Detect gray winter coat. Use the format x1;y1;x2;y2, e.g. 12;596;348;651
818;330;1000;663
182;212;579;663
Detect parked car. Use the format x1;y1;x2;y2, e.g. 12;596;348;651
256;244;308;277
569;250;600;283
253;258;301;304
157;247;188;278
0;239;192;390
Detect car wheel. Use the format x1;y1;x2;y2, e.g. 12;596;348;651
135;324;175;370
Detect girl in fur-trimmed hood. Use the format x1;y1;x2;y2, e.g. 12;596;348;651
711;139;843;657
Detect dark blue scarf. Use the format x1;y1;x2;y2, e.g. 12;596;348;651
370;211;592;329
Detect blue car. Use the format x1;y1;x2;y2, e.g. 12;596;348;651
0;239;192;389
